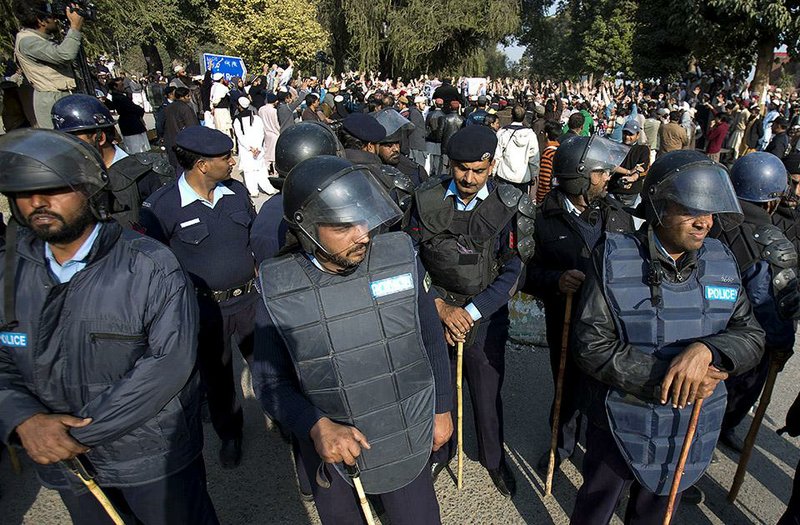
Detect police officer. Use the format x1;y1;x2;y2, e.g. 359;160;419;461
464;95;489;126
253;156;452;524
712;152;800;453
373;108;429;186
523;135;634;474
409;125;535;498
0;129;217;524
139;126;258;469
570;150;765;524
338;113;415;217
51;94;174;228
251;121;344;265
773;152;800;254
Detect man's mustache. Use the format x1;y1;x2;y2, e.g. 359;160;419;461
28;209;65;223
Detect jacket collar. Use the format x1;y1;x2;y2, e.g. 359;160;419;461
16;221;123;268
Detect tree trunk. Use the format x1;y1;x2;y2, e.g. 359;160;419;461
751;32;778;105
140;41;163;76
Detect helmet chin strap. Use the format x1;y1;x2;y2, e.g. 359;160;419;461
646;225;664;308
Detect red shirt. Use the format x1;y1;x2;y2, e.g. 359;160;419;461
706;122;729;154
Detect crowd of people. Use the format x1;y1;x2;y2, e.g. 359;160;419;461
4;1;800;524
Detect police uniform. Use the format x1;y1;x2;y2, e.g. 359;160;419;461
108;146;174;228
408;126;534;495
252;156;452;524
712;153;800;450
0;129;218;525
373;109;430;187
341;113;416;218
139;127;258;464
570;151;765;524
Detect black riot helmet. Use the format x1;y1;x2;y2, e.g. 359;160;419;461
729;152;789;203
272;121;344;186
283;155;402;255
642;149;743;230
0;129;111;222
553;135;629;195
51;94;117;133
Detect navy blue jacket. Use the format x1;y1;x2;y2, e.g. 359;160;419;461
0;222;201;489
250;194;288;265
139;178;258;314
713;200;796;352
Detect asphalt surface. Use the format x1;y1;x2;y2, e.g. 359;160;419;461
2;293;799;524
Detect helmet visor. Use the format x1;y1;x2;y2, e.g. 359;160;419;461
0;130;107;195
295;168;402;255
583;135;630;173
647;163;743;229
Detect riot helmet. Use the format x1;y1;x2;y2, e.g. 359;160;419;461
0;129;110;222
642;150;742;230
273;122;344;185
553;135;629;195
283;156;402;257
729;152;789;203
51;94;116;133
373;108;414;143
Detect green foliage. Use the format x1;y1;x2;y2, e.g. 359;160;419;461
212;0;330;72
518;0;635;79
318;0;521;76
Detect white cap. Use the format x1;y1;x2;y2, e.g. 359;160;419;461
334;95;344;103
173;65;185;73
238;96;251;108
212;72;224;81
414;96;426;104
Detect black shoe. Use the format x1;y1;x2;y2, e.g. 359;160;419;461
200;401;211;424
710;451;720;464
536;451;561;475
682;485;704;505
720;429;744;454
487;463;516;499
219;438;243;469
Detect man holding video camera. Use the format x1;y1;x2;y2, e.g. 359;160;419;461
14;1;84;128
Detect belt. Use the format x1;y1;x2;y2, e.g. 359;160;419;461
197;278;256;303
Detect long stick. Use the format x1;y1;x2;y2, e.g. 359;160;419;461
457;340;464;490
663;399;704;525
728;358;781;503
64;459;124;525
345;464;375;525
546;292;573;496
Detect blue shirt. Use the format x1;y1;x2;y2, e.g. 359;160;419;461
45;223;102;284
443;179;490;212
443;179;490;320
111;145;129;166
177;174;235;209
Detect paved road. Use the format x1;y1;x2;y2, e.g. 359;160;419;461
3;310;799;524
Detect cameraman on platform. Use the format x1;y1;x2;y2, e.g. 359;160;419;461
14;1;84;128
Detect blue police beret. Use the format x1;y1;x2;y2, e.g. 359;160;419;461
447;125;498;162
175;126;233;156
342;113;386;144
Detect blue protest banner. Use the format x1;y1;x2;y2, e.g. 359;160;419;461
201;53;248;80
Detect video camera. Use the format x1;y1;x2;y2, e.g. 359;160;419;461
315;51;334;67
51;0;98;21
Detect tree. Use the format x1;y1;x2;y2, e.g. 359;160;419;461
317;0;520;76
653;0;800;94
212;0;330;73
518;0;635;79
